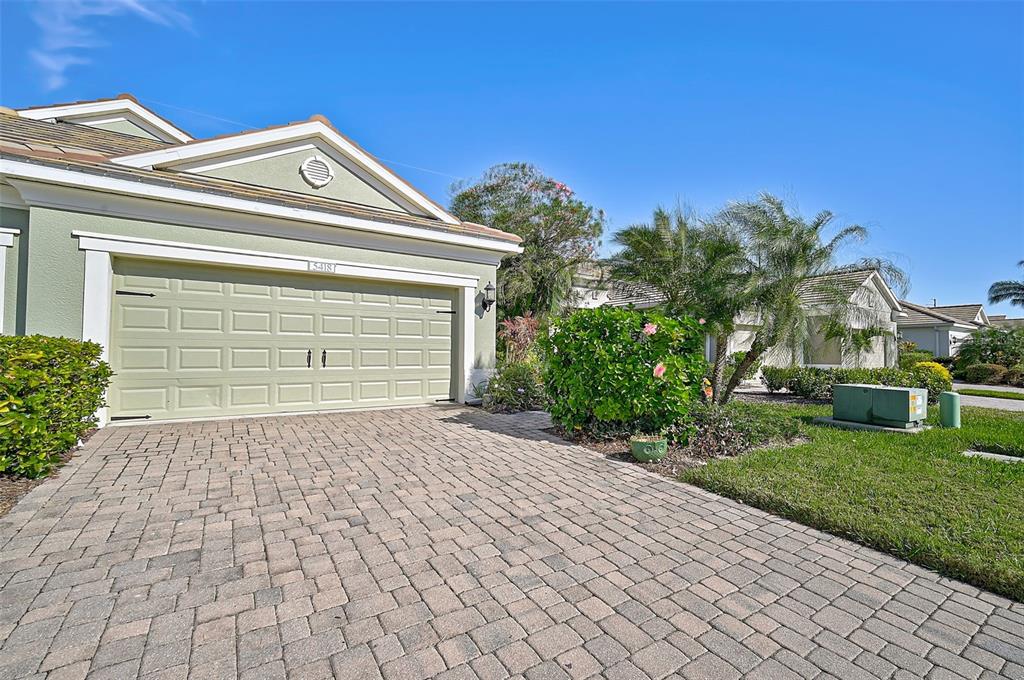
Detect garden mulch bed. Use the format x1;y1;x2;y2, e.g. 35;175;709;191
546;427;710;479
733;390;828;406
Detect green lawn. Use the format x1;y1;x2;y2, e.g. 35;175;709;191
681;402;1024;601
957;387;1024;402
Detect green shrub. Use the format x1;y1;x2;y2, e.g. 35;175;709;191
962;363;1008;385
541;307;706;436
955;328;1024;372
0;335;113;478
761;366;796;393
760;365;950;403
898;351;933;370
481;357;547;413
1006;365;1024;387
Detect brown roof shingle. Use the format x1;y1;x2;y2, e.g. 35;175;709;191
0;114;521;245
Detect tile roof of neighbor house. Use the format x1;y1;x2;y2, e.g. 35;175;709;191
0;105;521;245
898;300;986;327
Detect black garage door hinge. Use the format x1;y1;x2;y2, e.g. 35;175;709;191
115;290;156;297
110;415;152;421
436;310;456;314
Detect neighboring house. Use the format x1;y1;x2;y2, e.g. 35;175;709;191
569;263;610;309
989;314;1024;329
605;268;903;369
897;301;989;357
0;95;521;424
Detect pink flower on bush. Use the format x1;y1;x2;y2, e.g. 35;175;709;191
698;318;706;325
653;362;666;378
642;323;658;336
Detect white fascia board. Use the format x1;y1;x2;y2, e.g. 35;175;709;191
18;99;192;143
0;227;18;247
866;271;902;312
110;121;459;224
73;230;481;289
0;158;521;256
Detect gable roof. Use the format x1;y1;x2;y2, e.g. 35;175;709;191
17;94;192;143
0;100;522;249
898;301;986;328
110;115;459;225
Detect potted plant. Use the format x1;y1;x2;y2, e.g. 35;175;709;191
629;433;668;462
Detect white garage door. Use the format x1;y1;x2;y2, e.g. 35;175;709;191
107;259;454;421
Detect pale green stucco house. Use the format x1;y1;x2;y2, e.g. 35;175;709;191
0;95;521;424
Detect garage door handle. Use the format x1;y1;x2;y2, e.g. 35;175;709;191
321;349;327;368
307;349;312;368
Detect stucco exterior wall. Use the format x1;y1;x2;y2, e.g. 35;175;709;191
201;149;406;213
86;119;162;141
900;326;944;356
18;206;498;372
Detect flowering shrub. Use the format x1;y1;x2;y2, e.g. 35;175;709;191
914;361;952;384
541;307;706;436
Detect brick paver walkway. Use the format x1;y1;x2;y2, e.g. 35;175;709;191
1;407;1021;680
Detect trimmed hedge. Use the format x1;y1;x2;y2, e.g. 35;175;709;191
541;307;706;437
961;363;1008;385
760;365;951;404
0;335;113;478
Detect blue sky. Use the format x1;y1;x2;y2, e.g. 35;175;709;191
2;1;1022;315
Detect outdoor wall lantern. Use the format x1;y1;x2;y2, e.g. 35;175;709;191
482;282;496;312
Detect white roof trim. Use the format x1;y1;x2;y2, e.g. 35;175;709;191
17;99;193;143
72;230;480;289
109;120;459;225
0;157;520;255
865;271;902;312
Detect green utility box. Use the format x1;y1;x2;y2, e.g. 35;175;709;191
832;384;927;429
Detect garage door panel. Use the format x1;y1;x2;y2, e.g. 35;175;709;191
178;385;222;410
231;310;272;333
110;261;455;420
179;347;223;371
321;315;354;335
230;348;271;370
179;308;224;332
120;305;170;331
180;280;224;295
277;383;315;406
117;346;170;371
358;381;390;400
279;312;316;334
359;317;391;337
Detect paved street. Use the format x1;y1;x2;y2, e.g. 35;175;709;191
1;406;1021;679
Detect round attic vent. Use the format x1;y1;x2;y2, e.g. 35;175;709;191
299;155;334;188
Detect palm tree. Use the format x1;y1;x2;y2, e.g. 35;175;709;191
718;193;907;403
989;261;1024;308
605;207;751;401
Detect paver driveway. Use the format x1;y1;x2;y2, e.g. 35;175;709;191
1;407;1021;680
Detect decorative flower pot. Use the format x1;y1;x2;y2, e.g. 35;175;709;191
630;435;668;463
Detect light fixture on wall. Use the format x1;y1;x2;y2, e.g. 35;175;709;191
482;281;496;312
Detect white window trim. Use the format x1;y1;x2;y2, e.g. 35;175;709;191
0;227;19;334
1;159;521;256
75;230;482;421
110;121;458;224
18;99;193;143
